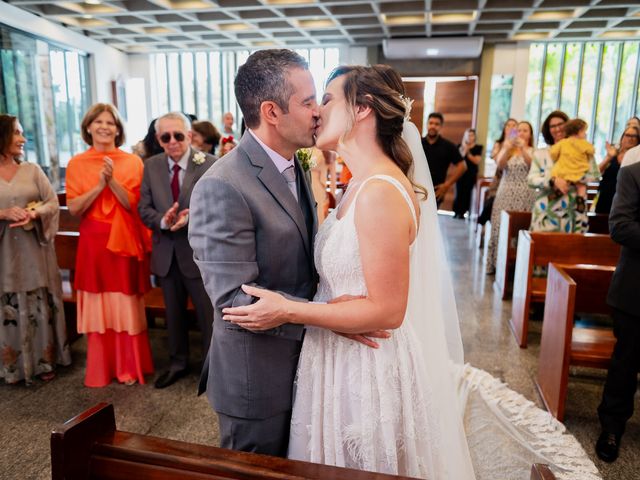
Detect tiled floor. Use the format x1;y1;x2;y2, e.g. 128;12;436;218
1;215;637;479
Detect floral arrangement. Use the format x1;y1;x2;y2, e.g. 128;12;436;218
192;151;206;165
296;148;316;171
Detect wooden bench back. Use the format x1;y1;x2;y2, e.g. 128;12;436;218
511;231;620;348
58;206;81;232
57;191;66;206
528;231;620;268
55;231;79;271
495;210;532;299
536;263;615;420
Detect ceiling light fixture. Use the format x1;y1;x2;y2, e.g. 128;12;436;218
512;32;550;40
218;23;254;31
528;10;575;21
85;0;102;4
295;18;336;28
266;0;316;4
381;14;426;26
430;11;478;24
599;30;637;39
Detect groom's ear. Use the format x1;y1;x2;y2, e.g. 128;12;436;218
260;101;280;126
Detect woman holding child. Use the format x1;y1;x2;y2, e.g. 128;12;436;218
528;111;599;233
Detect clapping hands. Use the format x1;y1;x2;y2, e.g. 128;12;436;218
605;141;618;159
162;202;189;231
99;156;114;187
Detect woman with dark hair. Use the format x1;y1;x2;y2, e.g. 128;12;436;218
66;103;153;387
191;120;221;155
595;125;640;215
486;121;537;273
132;119;164;161
528;110;599;233
0;114;71;384
453;128;483;219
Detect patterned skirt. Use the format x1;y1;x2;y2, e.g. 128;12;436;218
0;288;71;385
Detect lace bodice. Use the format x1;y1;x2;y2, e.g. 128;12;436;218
313;175;416;303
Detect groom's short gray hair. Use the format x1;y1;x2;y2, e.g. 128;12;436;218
235;49;308;129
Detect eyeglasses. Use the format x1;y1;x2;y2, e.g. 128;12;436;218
159;132;186;143
549;122;565;130
623;133;639;139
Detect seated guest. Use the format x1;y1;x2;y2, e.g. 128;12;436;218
66;103;153;387
486;121;537;274
0;114;71;385
453;128;483;219
139;112;215;389
596;126;640;215
528;111;599;233
191;121;221;155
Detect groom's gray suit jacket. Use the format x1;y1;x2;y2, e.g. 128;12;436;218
189;132;318;419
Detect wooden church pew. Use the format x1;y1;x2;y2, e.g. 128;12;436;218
510;231;620;348
52;403;417;480
535;263;616;421
494;210;532;299
58;206;81;232
51;403;558;480
494;212;609;300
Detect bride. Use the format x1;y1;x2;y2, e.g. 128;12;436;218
222;65;600;480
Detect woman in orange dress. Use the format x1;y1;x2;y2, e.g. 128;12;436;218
66;103;153;387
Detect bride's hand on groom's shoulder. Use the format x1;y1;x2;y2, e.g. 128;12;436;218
222;284;288;331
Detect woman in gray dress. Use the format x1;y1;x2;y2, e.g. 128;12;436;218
0;114;71;384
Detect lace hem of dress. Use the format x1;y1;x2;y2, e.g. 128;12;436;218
462;365;601;480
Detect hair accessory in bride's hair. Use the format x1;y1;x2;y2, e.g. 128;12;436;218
400;95;413;120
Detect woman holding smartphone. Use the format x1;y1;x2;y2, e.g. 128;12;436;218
486;121;537;274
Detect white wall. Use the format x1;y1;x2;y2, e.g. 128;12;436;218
0;2;129;104
490;43;531;121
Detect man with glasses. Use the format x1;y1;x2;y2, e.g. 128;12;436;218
138;112;215;389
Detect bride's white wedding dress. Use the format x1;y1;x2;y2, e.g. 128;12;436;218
288;173;601;479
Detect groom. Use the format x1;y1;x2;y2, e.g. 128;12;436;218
188;49;318;456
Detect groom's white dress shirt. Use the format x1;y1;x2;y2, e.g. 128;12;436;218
248;129;297;199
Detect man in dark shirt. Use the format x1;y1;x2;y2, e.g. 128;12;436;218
421;112;466;204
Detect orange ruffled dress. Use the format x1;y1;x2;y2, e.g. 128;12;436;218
66;148;153;387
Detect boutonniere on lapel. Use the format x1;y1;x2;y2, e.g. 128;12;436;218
296;148;316;172
192;151;206;165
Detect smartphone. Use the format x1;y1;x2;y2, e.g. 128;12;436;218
508;128;518;140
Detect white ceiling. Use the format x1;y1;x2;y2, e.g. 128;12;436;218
6;0;640;54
